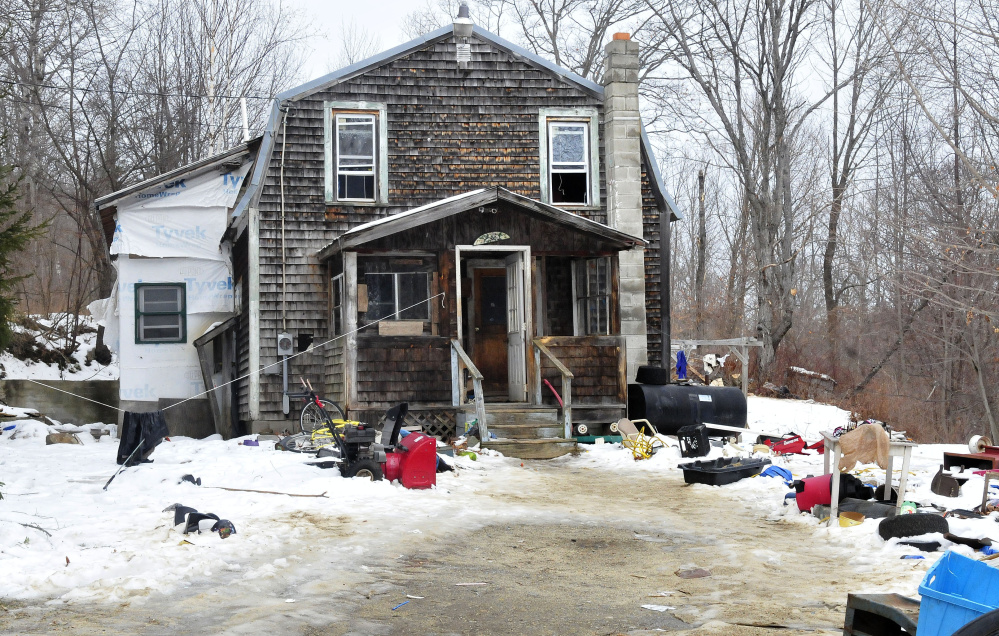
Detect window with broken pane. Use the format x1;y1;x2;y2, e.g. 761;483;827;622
549;122;589;204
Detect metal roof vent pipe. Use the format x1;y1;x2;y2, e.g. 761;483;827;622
454;2;473;67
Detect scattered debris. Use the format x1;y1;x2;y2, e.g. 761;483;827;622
45;432;81;445
163;503;236;538
641;604;676;612
205;486;327;498
179;474;202;486
837;424;890;471
675;568;711;579
392;601;410;610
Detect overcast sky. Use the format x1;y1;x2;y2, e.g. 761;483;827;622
286;0;440;80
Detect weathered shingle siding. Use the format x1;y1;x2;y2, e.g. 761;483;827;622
642;165;663;367
251;34;660;419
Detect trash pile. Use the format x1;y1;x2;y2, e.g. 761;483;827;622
592;396;999;636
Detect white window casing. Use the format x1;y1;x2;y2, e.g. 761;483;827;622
325;101;388;204
539;107;601;208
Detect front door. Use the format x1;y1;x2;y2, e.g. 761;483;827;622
472;268;508;397
506;252;527;401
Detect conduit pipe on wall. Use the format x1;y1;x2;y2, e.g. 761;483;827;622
280;107;290;414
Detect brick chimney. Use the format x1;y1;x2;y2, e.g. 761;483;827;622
603;33;648;379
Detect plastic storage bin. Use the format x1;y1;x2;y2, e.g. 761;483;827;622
917;550;999;636
677;424;709;458
680;456;770;485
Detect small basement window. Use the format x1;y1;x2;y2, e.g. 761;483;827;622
574;258;610;335
549;121;589;204
135;283;186;343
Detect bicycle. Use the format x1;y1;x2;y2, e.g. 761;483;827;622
286;378;346;433
279;378;353;454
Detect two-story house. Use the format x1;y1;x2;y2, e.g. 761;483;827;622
93;10;681;458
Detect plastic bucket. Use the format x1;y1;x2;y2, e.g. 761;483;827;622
794;474;832;512
917;551;999;636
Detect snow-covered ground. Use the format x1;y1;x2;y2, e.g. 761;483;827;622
0;314;118;382
0;395;996;606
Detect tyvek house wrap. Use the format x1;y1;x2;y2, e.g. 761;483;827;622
89;163;250;404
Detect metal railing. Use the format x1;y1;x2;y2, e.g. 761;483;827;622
532;339;573;438
450;339;488;440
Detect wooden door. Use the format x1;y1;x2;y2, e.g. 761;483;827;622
472;268;508;396
506;253;527;401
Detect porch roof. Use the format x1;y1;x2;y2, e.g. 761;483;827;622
316;187;647;260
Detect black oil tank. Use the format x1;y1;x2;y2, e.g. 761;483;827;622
627;383;747;436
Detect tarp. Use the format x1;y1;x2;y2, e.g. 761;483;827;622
117;256;235;314
109;163;250;260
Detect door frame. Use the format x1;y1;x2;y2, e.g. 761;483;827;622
455;245;533;400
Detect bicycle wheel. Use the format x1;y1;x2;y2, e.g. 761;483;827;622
278;433;320;453
300;399;345;433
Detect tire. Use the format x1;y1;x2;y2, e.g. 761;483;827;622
952;609;999;636
278;433;319;453
635;365;670;385
877;513;949;541
344;459;383;481
300;399;345;433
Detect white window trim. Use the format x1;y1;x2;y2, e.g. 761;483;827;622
539;107;600;208
325;101;388;204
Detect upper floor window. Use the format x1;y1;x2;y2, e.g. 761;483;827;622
325;101;388;204
549;122;589;204
135;283;186;343
539;107;600;208
336;114;376;201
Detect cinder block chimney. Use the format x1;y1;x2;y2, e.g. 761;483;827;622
603;33;648;380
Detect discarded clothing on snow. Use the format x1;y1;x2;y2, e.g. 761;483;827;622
164;503;236;538
116;411;169;466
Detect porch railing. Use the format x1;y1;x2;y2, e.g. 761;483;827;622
450;339;488;440
532;339;573;438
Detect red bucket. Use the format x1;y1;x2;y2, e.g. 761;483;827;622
794;474;832;512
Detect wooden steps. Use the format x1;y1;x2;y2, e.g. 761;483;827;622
462;402;576;459
482;438;579;460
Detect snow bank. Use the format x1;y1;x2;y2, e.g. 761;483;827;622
0;314;118;381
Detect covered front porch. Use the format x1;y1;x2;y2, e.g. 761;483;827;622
318;187;645;457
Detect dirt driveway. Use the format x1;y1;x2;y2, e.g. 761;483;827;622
1;460;917;635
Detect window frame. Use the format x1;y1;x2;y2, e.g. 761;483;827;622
539;107;601;208
356;255;435;335
572;257;611;336
363;271;432;322
324;101;388;205
331;273;344;336
134;282;187;344
334;113;376;201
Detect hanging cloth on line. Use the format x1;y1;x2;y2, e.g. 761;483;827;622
116;411;170;466
676;350;688;380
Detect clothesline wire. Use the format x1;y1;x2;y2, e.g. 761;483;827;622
23;292;447;417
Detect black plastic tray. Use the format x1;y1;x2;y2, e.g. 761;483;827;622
680;457;771;486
